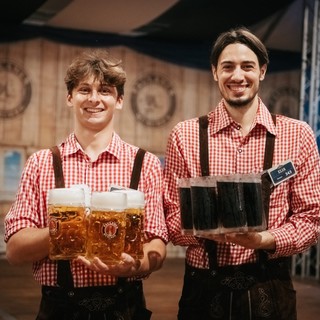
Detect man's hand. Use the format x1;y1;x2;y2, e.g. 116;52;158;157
201;230;276;251
76;253;141;277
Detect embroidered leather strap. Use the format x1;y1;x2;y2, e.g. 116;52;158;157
50;146;146;288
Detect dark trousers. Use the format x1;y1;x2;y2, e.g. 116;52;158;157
36;281;151;320
178;259;297;320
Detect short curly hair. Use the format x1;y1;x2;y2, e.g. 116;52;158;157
64;49;127;97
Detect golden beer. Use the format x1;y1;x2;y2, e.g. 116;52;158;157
122;190;145;259
86;192;127;264
48;188;86;260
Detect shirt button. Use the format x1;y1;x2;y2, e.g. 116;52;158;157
238;149;242;153
210;270;217;277
67;291;75;297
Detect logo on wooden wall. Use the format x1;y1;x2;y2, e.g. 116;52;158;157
268;86;300;119
0;61;32;118
131;73;176;127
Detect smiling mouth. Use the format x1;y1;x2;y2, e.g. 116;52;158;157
84;107;105;113
228;85;248;93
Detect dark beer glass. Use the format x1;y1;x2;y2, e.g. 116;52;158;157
190;176;219;236
178;178;194;235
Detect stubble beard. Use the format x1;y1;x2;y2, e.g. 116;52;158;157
225;96;255;109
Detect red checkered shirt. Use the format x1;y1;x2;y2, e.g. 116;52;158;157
5;132;168;286
163;99;320;269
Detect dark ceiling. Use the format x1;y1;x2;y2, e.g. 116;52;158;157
0;0;296;42
0;0;302;71
134;0;296;43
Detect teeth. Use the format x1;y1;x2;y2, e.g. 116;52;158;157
230;86;246;92
85;108;103;113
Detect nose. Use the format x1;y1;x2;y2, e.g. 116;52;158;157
88;90;100;102
231;66;244;81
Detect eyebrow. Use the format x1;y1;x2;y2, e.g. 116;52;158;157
220;60;257;65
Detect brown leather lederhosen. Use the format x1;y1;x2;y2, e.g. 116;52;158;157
50;146;146;288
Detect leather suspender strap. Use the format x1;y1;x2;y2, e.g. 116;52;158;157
259;114;276;265
262;113;277;226
130;148;146;190
199;115;210;177
50;146;74;289
199;115;218;270
51;146;65;189
50;146;146;288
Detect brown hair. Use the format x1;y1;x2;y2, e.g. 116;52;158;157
210;27;269;68
64;49;126;96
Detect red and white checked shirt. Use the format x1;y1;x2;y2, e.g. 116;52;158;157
5;132;168;287
163;99;320;269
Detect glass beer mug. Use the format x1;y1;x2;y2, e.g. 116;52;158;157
48;187;87;260
114;189;145;259
86;191;127;264
177;178;194;235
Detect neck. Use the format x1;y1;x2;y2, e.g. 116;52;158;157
75;126;113;161
224;99;259;136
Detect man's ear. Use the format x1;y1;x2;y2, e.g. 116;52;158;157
212;66;218;81
66;94;73;107
116;96;124;110
260;64;267;81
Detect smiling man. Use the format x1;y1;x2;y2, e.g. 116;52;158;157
4;50;168;320
163;27;320;319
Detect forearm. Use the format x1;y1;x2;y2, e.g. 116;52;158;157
6;227;49;265
138;238;166;275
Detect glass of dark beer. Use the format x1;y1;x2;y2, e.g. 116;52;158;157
190;176;219;236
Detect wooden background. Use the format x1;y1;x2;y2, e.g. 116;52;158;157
0;38;300;230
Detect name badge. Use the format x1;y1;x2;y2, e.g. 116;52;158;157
267;160;297;186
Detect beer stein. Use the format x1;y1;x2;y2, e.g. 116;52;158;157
86;191;127;264
190;176;219;236
177;178;194;235
113;189;145;259
48;187;86;260
216;173;266;233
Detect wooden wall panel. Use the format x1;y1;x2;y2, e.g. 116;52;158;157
0;38;300;158
38;40;61;147
0;42;27;145
21;39;42;147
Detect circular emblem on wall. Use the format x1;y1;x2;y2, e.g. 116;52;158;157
268;86;299;119
0;61;32;118
131;73;176;127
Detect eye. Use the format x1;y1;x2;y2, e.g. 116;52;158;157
78;86;90;94
100;86;112;95
223;64;232;70
243;64;254;70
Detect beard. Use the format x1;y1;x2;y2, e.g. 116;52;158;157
225;95;255;108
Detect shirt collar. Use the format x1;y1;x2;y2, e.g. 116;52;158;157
61;132;123;161
208;98;277;136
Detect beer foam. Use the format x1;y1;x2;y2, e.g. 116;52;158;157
48;188;85;205
91;191;127;210
112;190;145;208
